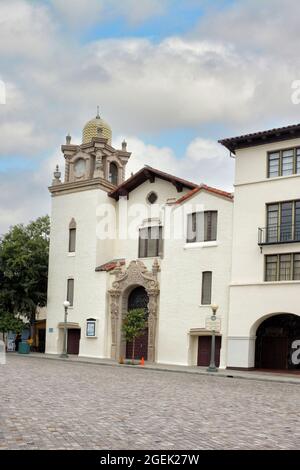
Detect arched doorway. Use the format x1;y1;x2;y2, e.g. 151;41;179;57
109;259;160;362
125;286;149;360
255;314;300;370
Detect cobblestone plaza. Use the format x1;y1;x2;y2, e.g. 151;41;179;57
0;355;299;450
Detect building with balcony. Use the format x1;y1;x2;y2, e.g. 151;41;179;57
220;124;300;370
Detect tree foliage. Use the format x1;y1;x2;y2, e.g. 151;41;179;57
0;215;50;321
122;308;147;363
0;312;28;336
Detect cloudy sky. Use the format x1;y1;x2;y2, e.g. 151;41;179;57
1;0;300;234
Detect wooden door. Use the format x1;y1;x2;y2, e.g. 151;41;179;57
197;336;221;367
260;337;288;369
126;329;148;360
38;329;46;353
67;329;81;355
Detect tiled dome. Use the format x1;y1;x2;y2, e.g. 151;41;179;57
82;112;112;145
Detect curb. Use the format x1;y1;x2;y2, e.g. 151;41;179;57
12;353;300;386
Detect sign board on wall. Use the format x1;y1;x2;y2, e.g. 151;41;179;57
205;316;221;333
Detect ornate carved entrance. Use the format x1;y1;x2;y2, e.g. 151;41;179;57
126;287;149;360
108;259;160;362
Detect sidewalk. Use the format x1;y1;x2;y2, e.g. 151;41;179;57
14;352;300;385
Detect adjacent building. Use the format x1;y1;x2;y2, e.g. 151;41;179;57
220;125;300;370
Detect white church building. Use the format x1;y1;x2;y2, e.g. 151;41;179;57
45;112;300;371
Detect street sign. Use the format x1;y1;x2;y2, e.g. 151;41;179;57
205;316;221;332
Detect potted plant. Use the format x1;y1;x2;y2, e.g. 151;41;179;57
122;308;147;365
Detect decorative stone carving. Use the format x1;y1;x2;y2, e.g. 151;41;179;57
94;150;104;178
108;260;160;362
108;289;121;359
52;165;61;185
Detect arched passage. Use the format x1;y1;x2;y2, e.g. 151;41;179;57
255;314;300;370
125;286;149;360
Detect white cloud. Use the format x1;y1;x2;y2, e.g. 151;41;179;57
195;0;300;60
1;0;300;231
0;121;47;155
50;0;103;27
0;0;57;59
0;134;234;234
116;135;234;190
186;138;227;162
2;0;300;156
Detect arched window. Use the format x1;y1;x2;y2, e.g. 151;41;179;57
69;218;76;253
109;162;118;185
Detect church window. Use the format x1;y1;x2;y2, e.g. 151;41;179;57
147;192;158;204
138;226;163;258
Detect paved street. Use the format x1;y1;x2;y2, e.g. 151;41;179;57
0;354;299;450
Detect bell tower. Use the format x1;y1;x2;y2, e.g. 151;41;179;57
51;109;131;194
46;110;129;357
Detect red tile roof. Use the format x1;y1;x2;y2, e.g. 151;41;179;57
109;165;197;200
95;259;125;272
175;184;233;204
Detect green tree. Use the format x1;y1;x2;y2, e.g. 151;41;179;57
0;215;50;323
0;312;29;345
122;308;147;364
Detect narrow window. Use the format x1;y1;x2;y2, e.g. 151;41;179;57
281;149;294;176
280;202;293;242
69;218;76;253
267;204;279;243
201;271;212;305
296;148;300;174
109;162;118;185
67;279;74;306
295;201;300;241
138;228;147;258
279;254;291;280
204;211;217;241
293;254;300;280
265;256;278;281
268;152;280;178
187;213;197;243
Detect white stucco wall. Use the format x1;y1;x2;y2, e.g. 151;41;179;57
114;178;189;263
46;188;114;358
157;190;233;367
